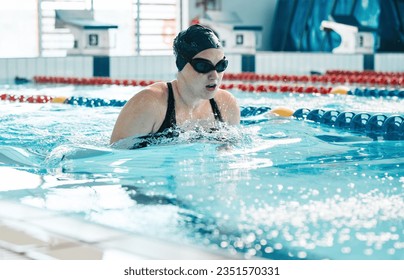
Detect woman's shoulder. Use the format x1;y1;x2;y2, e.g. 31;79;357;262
215;88;238;105
127;81;168;105
137;81;168;96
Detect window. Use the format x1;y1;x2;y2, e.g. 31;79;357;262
133;0;177;55
236;34;244;45
37;0;177;56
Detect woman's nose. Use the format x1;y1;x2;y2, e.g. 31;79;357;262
208;69;220;79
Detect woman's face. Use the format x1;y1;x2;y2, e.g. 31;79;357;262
180;48;226;100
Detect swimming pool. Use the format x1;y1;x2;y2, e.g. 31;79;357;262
0;82;403;260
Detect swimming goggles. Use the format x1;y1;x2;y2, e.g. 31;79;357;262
189;57;228;74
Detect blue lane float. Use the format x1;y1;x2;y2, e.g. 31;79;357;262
350;88;404;98
64;97;127;107
292;108;403;140
242;107;403;141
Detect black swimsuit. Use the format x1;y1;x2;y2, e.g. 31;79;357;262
131;82;224;149
157;82;223;132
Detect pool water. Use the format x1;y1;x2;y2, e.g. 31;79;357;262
0;84;403;260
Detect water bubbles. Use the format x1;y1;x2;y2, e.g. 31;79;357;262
260;239;267;246
245;248;257;258
364;248;373;256
300;194;309;200
234;240;245;249
269;230;279;238
393;242;404;250
347;183;355;189
297;251;307;259
341;247;351;254
244;233;256;244
387;248;395;255
338;229;351;244
264;246;274;254
363;219;377;229
220;241;229;248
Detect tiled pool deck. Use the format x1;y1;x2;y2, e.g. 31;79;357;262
0;200;233;260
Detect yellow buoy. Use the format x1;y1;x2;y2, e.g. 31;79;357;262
330;85;350;95
269;107;294;117
51;96;68;103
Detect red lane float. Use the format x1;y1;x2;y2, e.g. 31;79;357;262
219;83;332;94
0;93;69;104
32;76;336;94
33;76;156;87
31;71;403;94
223;71;404;87
33;71;404;88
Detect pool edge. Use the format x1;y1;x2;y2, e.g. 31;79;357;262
0;199;236;260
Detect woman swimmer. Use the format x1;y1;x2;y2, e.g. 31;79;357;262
110;24;240;147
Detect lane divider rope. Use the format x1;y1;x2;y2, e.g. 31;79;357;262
241;106;403;140
32;71;404;87
31;76;403;97
223;70;404;87
2;93;402;140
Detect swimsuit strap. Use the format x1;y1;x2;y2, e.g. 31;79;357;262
157;82;176;133
157;83;223;133
209;98;224;122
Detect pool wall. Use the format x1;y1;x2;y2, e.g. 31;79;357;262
1;53;403;84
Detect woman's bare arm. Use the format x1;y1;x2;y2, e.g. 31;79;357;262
110;89;161;144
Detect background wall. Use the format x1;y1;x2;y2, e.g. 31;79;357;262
186;0;278;51
0;0;402;82
1;53;403;83
2;0;403;56
222;0;278;51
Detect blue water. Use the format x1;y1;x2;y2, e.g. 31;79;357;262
0;84;403;260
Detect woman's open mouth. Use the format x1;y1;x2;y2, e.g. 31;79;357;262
206;84;217;91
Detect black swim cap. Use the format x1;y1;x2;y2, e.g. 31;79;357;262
173;24;222;71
